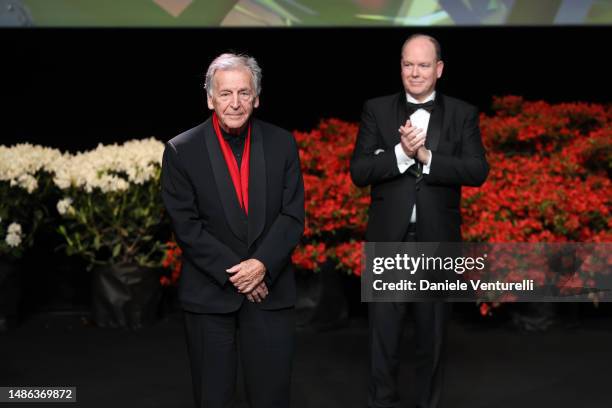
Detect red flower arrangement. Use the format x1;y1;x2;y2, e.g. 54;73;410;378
291;119;370;275
469;96;611;312
464;96;611;243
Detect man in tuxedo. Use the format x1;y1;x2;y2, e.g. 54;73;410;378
161;53;304;408
350;34;489;408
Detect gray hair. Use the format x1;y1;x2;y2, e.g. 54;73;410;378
204;53;262;97
401;33;442;61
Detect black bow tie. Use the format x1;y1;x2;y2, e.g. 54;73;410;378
406;100;434;115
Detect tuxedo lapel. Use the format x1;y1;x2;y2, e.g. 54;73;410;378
426;94;444;152
393;92;408;146
247;120;266;248
202;119;248;243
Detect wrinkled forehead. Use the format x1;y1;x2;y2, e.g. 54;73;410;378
213;67;254;90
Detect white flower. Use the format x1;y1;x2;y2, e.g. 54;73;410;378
10;174;38;193
5;232;22;248
5;223;24;248
57;198;74;215
0;144;64;193
51;138;164;192
7;222;22;236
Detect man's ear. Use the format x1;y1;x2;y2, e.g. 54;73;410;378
436;60;444;79
207;95;214;110
253;96;260;109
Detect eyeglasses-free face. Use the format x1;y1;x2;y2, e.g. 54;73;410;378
207;68;259;134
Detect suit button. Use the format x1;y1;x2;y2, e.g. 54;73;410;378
416;186;421;192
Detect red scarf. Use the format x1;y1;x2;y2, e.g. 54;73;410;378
212;112;251;214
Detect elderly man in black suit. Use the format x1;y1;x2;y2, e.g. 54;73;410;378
161;53;304;408
350;34;489;408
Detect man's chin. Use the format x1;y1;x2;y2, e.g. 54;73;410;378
408;88;425;96
221;118;248;132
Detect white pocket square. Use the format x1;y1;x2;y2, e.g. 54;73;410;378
374;149;385;155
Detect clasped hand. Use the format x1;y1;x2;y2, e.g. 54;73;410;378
227;258;268;303
399;120;430;163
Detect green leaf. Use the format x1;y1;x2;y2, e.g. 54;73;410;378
112;243;121;258
58;225;74;246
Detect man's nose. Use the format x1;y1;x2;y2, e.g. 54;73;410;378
411;67;419;77
230;93;240;108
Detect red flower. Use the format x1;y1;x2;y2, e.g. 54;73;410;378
161;241;182;286
293;119;370;277
479;303;491;317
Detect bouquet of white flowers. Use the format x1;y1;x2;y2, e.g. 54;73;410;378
54;138;167;269
0;143;64;259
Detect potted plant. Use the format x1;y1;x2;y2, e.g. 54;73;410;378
0;143;62;331
291;119;370;328
54;138;168;329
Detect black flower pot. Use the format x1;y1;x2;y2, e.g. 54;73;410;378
295;261;349;331
91;263;162;329
510;302;558;332
0;259;21;333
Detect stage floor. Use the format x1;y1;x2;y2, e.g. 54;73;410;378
1;312;611;408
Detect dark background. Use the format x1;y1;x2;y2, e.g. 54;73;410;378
2;26;610;152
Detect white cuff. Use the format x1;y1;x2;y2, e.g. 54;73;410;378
422;151;432;175
395;143;415;173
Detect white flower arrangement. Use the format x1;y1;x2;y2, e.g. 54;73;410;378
0;144;65;193
54;138;168;268
1;138;167;263
52;138;164;192
0;144;64;258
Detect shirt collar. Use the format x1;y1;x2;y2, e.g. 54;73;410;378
406;90;436;104
221;124;248;142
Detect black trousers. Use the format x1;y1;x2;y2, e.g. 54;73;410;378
368;301;450;408
183;301;295;408
368;225;451;408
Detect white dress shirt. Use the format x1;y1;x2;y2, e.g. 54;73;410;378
394;91;435;223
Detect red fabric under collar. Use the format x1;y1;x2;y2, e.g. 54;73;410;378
212;112;251;214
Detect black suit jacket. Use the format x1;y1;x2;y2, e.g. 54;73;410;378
161;117;305;313
350;92;489;242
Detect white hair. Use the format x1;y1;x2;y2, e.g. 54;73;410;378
204;53;262;97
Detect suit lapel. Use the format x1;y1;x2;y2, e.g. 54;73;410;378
393;92;408;146
202;118;248;243
426;94;444;152
247;119;266;248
